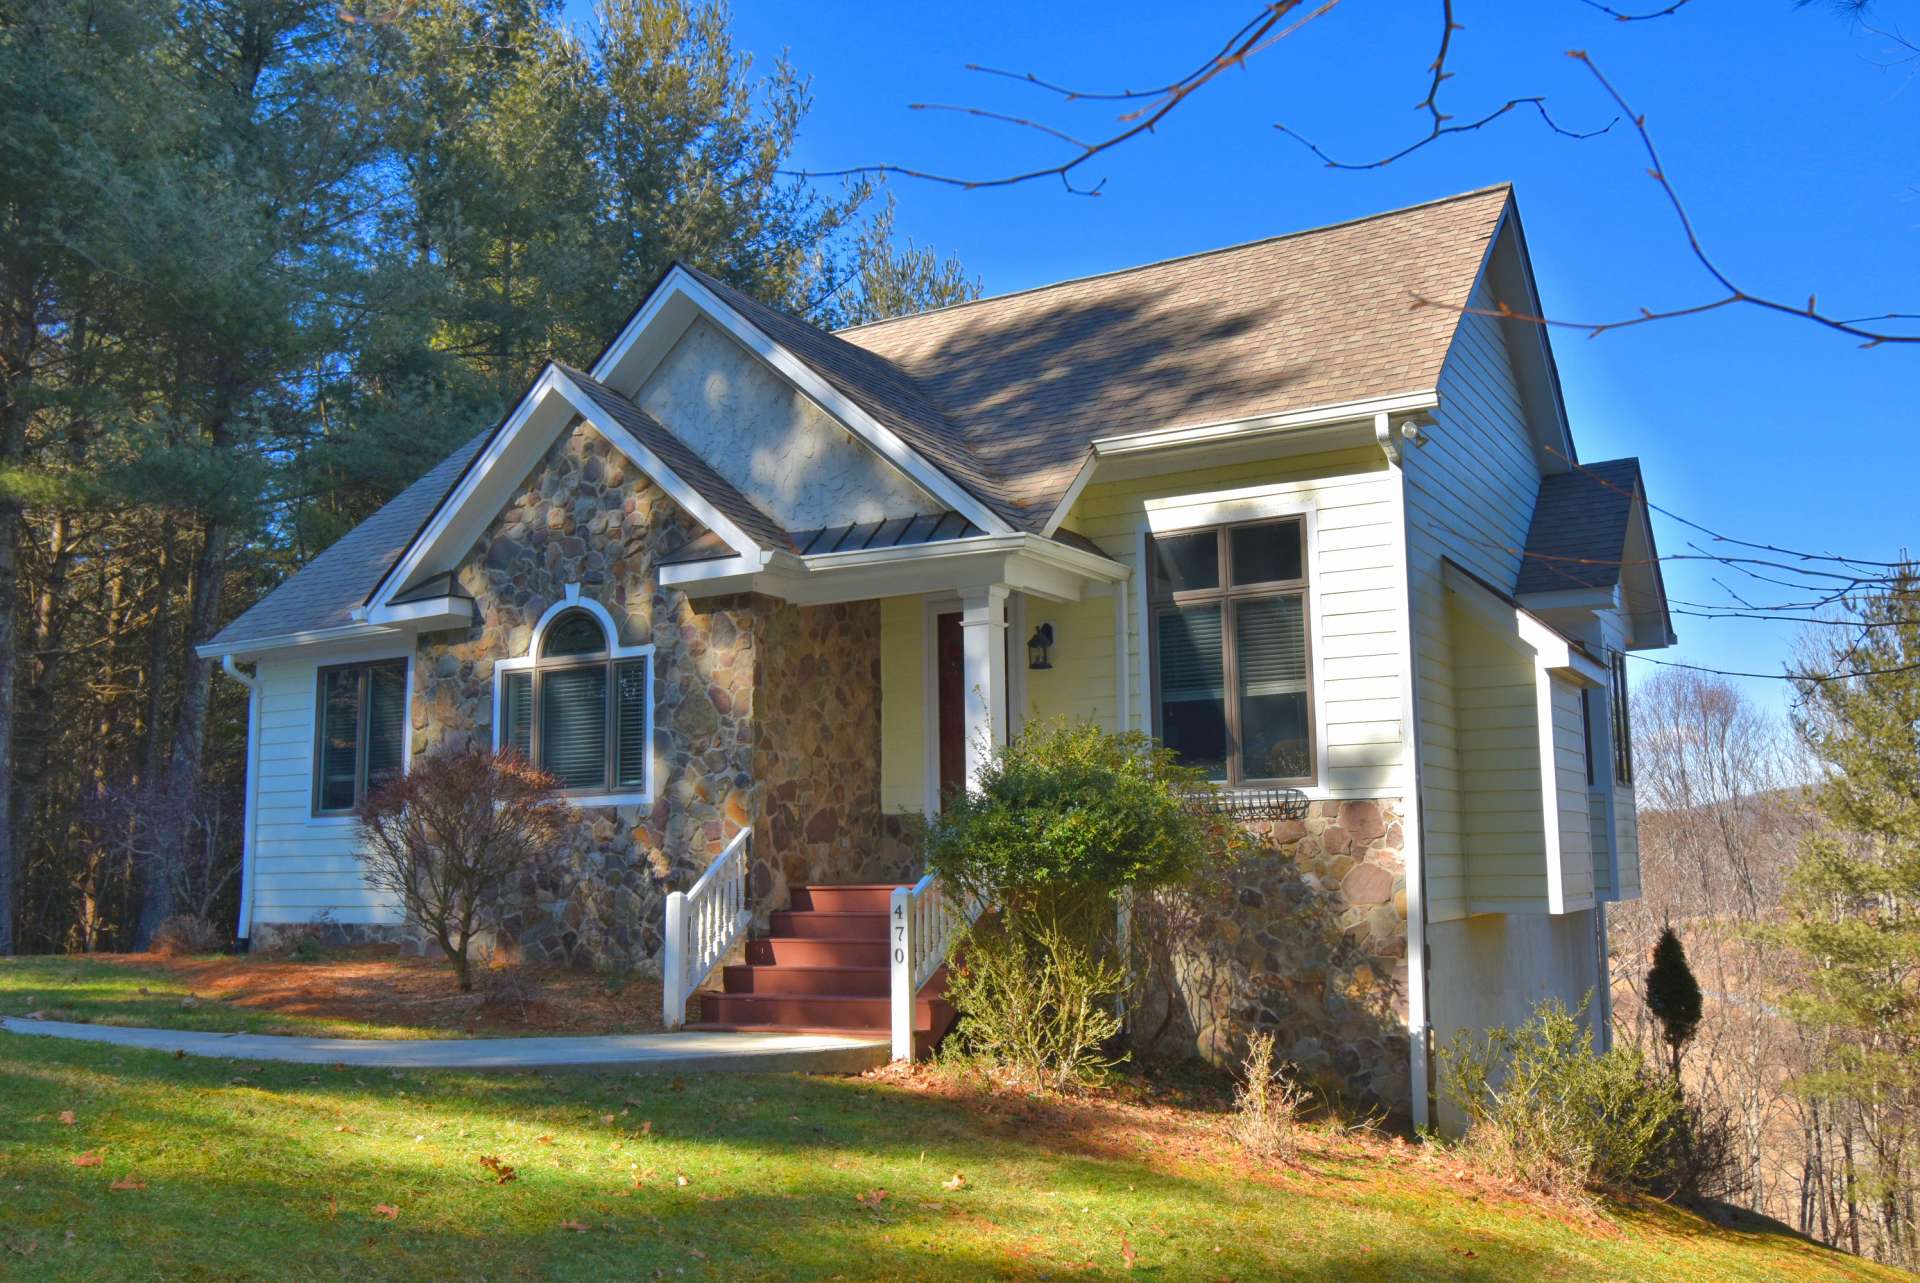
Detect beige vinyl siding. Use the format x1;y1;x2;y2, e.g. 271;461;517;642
1549;674;1595;909
1589;789;1614;900
1614;784;1642;899
247;652;408;926
1062;448;1405;798
1451;605;1547;907
878;596;926;814
1020;589;1119;731
1405;276;1550;921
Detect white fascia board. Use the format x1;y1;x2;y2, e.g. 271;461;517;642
665;533;1125;606
549;369;766;561
1442;561;1604;686
594;268;1012;537
195;621;404;661
366;364;769;616
367;363;571;612
1087;390;1440;460
365;596;474;631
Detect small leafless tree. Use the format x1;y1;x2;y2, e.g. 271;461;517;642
83;778;241;946
356;749;576;992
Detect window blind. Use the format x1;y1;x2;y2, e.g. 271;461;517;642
541;666;607;789
365;661;408;789
317;668;360;812
503;671;533;760
1234;596;1306;695
615;660;648;788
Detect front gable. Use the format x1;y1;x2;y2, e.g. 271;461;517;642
634;316;938;531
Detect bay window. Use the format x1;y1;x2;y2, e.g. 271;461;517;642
1151;518;1313;786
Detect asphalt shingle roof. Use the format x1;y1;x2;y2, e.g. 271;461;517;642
1515;458;1644;595
835;184;1512;519
209;433;490;650
208;185;1519;652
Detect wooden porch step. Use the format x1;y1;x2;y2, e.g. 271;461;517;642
789;885;901;913
766;909;888;940
745;936;890;968
721;963;890;997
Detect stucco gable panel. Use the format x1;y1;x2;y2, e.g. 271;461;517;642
635;317;942;532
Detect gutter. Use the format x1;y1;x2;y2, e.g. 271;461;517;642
218;656;262;944
1376;410;1435;1132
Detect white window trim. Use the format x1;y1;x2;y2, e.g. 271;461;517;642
1135;493;1331;798
305;645;416;828
491;586;656;807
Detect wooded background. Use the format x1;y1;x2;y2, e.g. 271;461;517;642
0;0;978;955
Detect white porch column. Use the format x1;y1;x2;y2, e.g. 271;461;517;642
959;585;1010;789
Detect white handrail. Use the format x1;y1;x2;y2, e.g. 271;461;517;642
662;827;752;1029
888;875;982;1060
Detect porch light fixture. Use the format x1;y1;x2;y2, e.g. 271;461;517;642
1026;623;1054;670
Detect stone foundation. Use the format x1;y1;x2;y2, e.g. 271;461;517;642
248;919;433;957
1133;798;1411;1116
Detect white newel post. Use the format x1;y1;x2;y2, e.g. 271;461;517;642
959;585;1009;790
890;885;916;1060
662;890;687;1029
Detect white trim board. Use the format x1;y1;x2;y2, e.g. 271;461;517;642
367;365;771;617
591;267;1012;537
489;586;657;809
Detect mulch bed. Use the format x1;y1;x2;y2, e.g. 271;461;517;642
100;946;666;1038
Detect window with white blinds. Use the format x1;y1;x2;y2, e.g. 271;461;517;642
1150;518;1313;786
312;658;409;815
496;605;652;799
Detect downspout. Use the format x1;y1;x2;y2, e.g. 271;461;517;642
219;655;261;946
1377;412;1434;1132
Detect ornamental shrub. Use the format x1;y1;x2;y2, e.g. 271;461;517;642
926;718;1238;911
1440;995;1687;1197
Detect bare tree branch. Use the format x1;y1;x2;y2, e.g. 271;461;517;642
788;1;1339;195
1573;0;1697;20
1414;51;1920;346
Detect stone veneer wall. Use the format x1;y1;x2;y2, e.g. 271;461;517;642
404;419;882;972
1136;798;1411;1116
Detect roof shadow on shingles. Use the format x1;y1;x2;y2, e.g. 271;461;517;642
1515;458;1645;595
838;185;1513;515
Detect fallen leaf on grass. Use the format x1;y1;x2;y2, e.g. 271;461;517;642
371;1204;399;1220
335;1124;356;1134
535;1135;554;1145
72;1152;103;1168
109;1177;147;1192
171;1049;186;1060
479;1155;517;1185
855;1188;888;1210
1120;1233;1138;1270
57;1111;75;1126
942;1173;967;1191
599;1114;615;1125
639;1120;653;1136
560;1219;590;1232
674;1174;689;1187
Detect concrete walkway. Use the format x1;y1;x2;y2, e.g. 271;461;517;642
0;1016;887;1075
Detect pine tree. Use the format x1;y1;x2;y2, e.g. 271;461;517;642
1771;563;1920;1266
1645;925;1703;1079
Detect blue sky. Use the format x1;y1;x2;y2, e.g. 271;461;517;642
577;1;1918;716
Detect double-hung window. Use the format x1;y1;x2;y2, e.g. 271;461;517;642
1150;518;1314;786
313;659;409;815
497;607;650;797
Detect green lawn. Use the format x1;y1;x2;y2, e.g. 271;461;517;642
0;1028;1903;1282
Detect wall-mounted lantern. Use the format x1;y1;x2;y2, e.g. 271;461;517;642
1026;623;1054;670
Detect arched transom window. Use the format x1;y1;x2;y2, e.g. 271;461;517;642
494;596;653;801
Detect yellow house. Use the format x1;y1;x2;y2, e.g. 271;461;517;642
203;184;1673;1127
